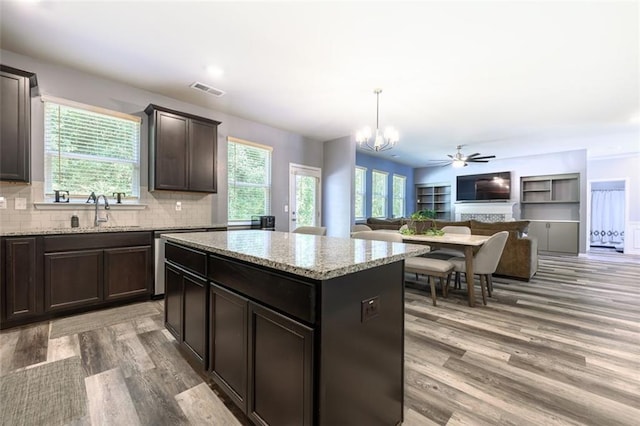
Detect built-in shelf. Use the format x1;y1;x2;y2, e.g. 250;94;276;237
415;183;451;220
521;173;579;204
520;173;580;254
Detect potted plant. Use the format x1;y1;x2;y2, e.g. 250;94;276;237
406;209;436;234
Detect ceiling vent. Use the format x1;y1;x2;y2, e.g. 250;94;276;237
190;82;226;97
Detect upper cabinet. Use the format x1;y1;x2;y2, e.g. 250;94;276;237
0;65;38;183
145;104;221;193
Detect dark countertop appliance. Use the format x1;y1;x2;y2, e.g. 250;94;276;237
251;215;275;230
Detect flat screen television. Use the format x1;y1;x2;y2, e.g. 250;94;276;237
456;171;511;202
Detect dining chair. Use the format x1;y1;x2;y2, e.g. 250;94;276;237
424;225;471;260
351;224;372;232
292;226;327;236
447;231;508;305
351;231;453;306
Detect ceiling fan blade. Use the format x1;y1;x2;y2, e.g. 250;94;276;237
447;154;454;159
470;155;496;160
468;159;490;163
466;153;481;158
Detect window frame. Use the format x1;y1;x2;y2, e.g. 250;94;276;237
43;96;141;200
392;174;407;218
227;136;273;225
354;166;367;220
371;169;389;219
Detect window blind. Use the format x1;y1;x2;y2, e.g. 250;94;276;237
392;174;406;218
44;101;140;197
227;137;272;222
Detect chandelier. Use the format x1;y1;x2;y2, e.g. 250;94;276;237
356;88;399;152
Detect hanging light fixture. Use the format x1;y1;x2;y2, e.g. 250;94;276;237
356;88;399;152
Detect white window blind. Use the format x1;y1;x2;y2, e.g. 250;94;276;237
354;166;366;220
392;174;406;218
44;100;140;198
227;137;272;222
372;170;388;218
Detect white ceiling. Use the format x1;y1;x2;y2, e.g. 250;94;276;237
1;0;638;167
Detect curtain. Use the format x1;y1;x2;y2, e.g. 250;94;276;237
590;189;625;245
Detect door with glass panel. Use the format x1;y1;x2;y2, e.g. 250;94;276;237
289;164;322;231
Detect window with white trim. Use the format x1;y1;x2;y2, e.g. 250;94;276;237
354;166;366;220
44;98;141;198
371;170;388;218
392;174;406;218
227;136;272;223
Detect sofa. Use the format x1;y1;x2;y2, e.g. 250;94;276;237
365;217;538;281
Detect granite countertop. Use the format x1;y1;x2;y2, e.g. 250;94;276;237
163;230;431;280
0;224;227;237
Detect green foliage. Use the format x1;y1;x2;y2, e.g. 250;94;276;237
422;228;445;236
410;209;436;220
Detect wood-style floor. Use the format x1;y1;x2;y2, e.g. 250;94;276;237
1;252;639;425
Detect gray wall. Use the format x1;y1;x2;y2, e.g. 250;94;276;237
588;154;640;221
1;49;323;230
322;136;355;237
414;149;590;252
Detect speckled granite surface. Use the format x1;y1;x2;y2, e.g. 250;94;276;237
0;224;227;237
164;230;431;280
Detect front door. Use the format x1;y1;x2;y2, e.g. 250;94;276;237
289;164;321;231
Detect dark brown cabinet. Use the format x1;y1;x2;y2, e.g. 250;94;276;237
164;263;183;339
164;242;208;366
2;237;42;320
104;246;152;300
210;284;248;411
166;239;404;425
2;231;153;330
248;302;313;426
44;250;102;312
0;65;37;182
145;104;220;193
41;232;151;315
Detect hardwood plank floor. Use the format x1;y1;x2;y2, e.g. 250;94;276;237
0;252;638;425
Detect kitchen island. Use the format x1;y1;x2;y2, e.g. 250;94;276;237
162;230;430;426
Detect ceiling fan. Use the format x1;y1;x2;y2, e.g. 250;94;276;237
445;145;496;168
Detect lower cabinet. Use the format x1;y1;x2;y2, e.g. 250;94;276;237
1;232;152;329
209;283;313;426
182;271;207;362
104;246;152;300
209;284;248;411
164;263;183;340
529;221;579;254
44;249;102;312
164;242;208;366
247;301;313;426
3;237;42;320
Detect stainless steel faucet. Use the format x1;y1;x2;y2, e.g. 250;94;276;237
94;194;110;226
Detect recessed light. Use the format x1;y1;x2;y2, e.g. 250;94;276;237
206;65;224;78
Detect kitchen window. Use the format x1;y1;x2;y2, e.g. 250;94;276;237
371;170;388;218
354;166;366;220
227;136;272;223
44;97;141;199
392;174;406;218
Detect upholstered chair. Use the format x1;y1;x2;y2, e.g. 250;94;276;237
351;231;454;306
351;224;372;233
292;226;327;236
424;226;471;260
448;231;509;305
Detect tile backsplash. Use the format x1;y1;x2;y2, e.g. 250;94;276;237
0;181;218;233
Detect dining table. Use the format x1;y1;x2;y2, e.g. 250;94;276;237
401;233;491;307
